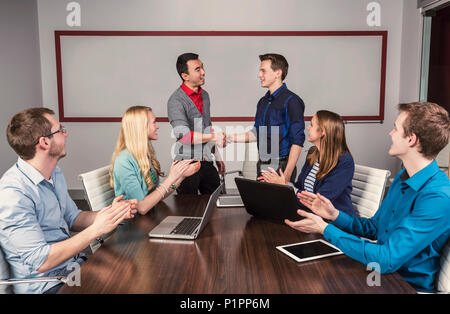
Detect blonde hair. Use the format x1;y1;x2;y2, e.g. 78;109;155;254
110;106;164;190
306;110;350;180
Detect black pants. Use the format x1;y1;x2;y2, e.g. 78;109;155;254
257;158;297;183
176;161;220;195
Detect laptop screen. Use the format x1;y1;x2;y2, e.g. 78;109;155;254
196;183;223;234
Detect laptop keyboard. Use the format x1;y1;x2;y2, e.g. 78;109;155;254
170;218;201;235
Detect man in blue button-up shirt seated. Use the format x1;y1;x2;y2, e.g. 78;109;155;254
286;102;450;292
0;108;137;294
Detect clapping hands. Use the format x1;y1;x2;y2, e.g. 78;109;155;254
284;192;340;235
168;159;201;181
257;167;288;185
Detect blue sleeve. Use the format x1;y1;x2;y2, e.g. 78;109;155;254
0;188;51;272
287;96;305;147
113;153;147;202
328;209;379;240
324;192;450;274
315;153;354;203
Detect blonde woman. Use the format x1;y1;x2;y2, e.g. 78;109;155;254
259;110;355;215
111;106;200;215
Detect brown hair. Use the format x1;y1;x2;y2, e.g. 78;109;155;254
398;102;450;158
259;53;289;81
306;110;351;180
7;107;55;160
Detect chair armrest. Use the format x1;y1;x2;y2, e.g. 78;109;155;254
0;276;66;285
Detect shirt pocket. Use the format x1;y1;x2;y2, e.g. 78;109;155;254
36;194;62;234
267;108;288;138
267;108;285;126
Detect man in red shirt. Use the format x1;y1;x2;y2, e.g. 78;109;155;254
167;53;226;194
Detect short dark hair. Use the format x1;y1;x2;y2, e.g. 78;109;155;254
6;107;55;160
259;53;289;81
176;53;199;80
398;102;450;158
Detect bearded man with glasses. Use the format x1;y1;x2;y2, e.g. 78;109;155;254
0;107;137;294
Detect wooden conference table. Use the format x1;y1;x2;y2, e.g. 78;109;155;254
59;194;415;294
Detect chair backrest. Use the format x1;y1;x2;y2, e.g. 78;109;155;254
436;239;450;293
0;247;13;294
351;164;391;218
436;142;450;178
78;165;114;212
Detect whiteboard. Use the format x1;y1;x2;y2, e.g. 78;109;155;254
55;31;387;122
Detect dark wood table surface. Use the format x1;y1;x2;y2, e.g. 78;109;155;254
59;194;416;294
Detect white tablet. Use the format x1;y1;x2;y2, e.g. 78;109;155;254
276;239;343;262
216;195;244;207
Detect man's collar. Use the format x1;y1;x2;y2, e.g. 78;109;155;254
16;157;47;185
400;159;440;192
265;82;286;99
181;82;202;96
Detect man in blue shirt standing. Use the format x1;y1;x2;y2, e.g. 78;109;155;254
228;53;305;182
287;102;450;292
0;107;137;293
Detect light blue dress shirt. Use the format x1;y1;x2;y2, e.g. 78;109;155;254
0;158;83;294
324;160;450;292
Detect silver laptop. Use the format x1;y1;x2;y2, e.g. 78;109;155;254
148;183;223;240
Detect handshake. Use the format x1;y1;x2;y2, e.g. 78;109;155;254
213;132;234;148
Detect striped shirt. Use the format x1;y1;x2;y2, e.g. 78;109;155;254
304;161;319;192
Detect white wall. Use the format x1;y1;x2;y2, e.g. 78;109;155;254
0;0;43;174
34;0;423;190
400;0;423;103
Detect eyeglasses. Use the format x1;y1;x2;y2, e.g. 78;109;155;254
43;126;67;138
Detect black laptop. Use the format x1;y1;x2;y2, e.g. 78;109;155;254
234;177;305;222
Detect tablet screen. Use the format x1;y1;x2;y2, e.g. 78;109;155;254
277;240;342;262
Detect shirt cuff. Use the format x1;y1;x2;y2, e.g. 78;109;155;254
332;210;354;230
30;243;51;272
323;210;355;245
68;209;83;229
323;223;350;247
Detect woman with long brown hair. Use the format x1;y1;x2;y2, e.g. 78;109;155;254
110;106;200;215
259;110;356;215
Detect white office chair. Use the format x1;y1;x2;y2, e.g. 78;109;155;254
0;246;65;294
436;239;450;293
435;143;450;178
78;165;115;212
220;142;258;193
78;165;115;252
351;164;391;218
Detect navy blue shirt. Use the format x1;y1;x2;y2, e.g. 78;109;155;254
324;160;450;292
295;150;356;216
252;83;305;158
